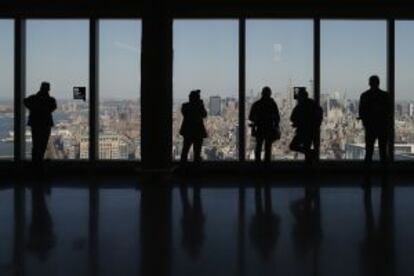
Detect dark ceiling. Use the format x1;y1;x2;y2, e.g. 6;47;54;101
1;0;414;17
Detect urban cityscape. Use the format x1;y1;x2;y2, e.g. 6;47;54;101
0;99;141;160
1;87;414;160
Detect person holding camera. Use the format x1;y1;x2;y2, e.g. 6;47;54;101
248;87;280;162
24;82;57;163
180;90;208;163
289;87;322;164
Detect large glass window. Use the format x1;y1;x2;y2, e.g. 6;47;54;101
98;20;141;160
0;20;14;159
395;21;414;160
173;20;239;161
25;20;89;160
246;20;313;160
320;20;387;160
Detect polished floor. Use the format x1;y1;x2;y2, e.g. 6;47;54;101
0;173;413;276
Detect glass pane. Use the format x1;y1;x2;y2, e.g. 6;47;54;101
0;20;14;159
98;20;141;160
246;20;313;160
320;20;387;160
395;21;414;160
173;20;239;161
25;20;89;160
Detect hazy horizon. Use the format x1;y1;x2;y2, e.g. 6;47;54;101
1;19;414;101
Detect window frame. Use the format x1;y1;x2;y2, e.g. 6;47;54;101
2;13;414;167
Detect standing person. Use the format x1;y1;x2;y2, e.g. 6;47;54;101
359;75;390;166
24;82;57;163
248;87;280;162
290;87;323;163
180;90;207;163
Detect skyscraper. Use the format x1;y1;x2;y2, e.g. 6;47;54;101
209;96;221;116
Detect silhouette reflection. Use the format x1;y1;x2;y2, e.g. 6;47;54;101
290;180;322;268
2;174;406;276
360;175;395;276
26;180;55;262
179;183;206;259
249;183;280;260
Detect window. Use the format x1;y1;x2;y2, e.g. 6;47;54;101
0;20;14;159
25;20;89;160
320;20;387;160
98;20;141;160
173;20;239;161
246;20;313;160
395;21;414;160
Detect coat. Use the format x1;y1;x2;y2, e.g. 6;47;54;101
179;101;208;139
24;92;57;128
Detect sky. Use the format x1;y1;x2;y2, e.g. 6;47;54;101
1;19;414;101
173;20;238;100
0;20;13;101
321;20;387;99
246;20;313;98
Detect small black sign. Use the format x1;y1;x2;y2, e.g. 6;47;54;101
73;87;86;101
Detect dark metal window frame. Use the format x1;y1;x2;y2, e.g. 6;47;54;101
2;15;413;166
11;17;142;165
172;18;240;163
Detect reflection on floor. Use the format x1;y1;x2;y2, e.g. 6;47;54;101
0;173;413;276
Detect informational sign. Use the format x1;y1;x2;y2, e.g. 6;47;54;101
73;87;86;101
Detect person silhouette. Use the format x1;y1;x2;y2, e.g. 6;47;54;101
359;75;390;166
179;90;207;163
24;82;57;163
179;184;205;259
290;179;322;262
248;87;280;162
289;87;323;164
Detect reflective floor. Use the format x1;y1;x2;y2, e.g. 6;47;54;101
1;174;414;276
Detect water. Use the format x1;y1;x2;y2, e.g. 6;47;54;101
0;116;13;158
0;112;70;159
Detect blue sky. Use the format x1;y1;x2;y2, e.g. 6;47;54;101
1;19;414;101
26;20;89;100
0;20;13;101
173;20;238;100
246;20;313;98
321;20;387;99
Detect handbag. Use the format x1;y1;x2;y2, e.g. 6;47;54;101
271;126;281;141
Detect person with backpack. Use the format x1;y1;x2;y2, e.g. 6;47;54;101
289;87;323;164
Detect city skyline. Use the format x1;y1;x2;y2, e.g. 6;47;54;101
2;19;414;160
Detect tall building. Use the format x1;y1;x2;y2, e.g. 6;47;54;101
80;132;133;159
209;96;221;116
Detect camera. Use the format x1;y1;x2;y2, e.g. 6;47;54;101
293;86;307;100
